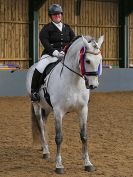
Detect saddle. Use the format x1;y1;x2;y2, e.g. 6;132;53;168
41;60;60;85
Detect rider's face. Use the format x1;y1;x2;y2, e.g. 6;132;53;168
51;13;62;23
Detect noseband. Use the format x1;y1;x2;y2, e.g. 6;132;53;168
84;71;98;76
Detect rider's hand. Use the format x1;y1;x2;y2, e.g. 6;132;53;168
52;50;65;59
52;50;59;57
58;51;65;59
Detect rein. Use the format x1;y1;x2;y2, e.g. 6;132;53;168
60;61;83;78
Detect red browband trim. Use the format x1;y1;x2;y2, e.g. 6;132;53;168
80;48;85;75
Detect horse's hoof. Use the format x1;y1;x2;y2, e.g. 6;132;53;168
85;165;96;172
55;168;64;174
43;153;50;159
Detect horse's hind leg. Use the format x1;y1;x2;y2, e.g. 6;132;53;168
41;108;50;159
79;106;96;172
54;110;64;174
31;104;50;159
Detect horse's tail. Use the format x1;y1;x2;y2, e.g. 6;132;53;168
31;104;41;145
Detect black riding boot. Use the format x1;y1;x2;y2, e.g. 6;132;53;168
31;69;42;102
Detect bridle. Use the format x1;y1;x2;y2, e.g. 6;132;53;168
83;50;101;77
60;49;101;78
86;50;101;55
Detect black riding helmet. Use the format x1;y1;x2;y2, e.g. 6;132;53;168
48;4;63;16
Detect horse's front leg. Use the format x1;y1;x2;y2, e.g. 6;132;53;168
79;106;96;172
54;111;64;174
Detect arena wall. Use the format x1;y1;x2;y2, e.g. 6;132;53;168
0;69;133;96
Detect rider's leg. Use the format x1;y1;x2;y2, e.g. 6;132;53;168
31;57;48;102
31;68;42;102
31;55;58;102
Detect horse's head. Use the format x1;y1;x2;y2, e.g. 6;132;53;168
80;35;104;89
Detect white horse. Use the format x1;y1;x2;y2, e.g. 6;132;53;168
26;35;104;174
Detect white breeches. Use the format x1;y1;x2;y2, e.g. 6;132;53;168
36;55;58;73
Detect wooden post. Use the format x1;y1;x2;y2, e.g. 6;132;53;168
28;0;46;66
119;0;133;68
33;11;39;63
29;0;34;66
119;0;129;68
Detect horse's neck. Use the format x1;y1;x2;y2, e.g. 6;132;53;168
62;38;83;83
64;38;83;69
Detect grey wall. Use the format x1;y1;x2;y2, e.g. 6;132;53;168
0;71;27;96
94;68;133;92
0;69;133;96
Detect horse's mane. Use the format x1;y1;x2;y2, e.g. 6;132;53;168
64;35;81;53
64;35;93;55
68;35;82;48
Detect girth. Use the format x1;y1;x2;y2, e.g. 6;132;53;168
43;88;53;107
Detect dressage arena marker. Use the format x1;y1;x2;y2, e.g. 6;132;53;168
0;64;20;72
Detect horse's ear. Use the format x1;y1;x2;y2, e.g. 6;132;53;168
97;35;104;48
82;35;90;48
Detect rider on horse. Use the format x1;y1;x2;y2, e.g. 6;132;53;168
31;4;75;102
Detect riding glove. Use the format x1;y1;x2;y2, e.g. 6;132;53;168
58;51;65;59
52;50;65;59
52;50;59;57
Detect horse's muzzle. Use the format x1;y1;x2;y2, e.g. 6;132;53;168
88;85;97;90
85;77;98;90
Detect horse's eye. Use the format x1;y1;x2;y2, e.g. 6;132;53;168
86;60;90;64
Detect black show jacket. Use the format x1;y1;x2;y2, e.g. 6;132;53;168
39;22;75;56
